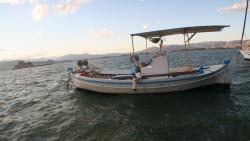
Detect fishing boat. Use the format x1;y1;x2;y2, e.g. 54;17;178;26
69;25;235;94
239;0;250;60
240;49;250;60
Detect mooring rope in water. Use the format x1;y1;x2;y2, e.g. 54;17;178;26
67;73;78;93
1;79;70;117
48;80;67;93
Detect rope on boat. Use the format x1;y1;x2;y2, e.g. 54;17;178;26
1;79;70;117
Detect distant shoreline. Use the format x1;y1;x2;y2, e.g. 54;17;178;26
172;46;240;52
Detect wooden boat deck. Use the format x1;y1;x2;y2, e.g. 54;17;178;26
73;67;199;80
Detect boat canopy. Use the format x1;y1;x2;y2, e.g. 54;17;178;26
131;25;229;38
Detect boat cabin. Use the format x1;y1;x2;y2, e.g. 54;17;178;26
130;25;229;77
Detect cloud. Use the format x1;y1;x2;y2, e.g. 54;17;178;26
217;1;248;12
142;20;160;31
0;0;26;5
0;0;90;21
89;28;115;38
142;23;149;31
37;31;44;36
0;0;40;5
32;3;49;21
28;0;39;4
53;0;89;15
24;48;50;59
155;20;160;25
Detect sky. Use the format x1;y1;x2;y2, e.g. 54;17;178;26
0;0;249;61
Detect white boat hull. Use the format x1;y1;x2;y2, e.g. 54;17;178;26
70;61;234;94
240;50;250;60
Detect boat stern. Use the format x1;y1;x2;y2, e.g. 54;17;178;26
215;57;236;86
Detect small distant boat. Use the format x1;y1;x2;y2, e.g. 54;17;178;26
13;61;34;70
12;60;56;70
69;25;235;94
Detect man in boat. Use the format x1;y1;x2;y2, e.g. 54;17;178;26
77;59;91;76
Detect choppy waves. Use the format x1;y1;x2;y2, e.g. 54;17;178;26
1;49;250;141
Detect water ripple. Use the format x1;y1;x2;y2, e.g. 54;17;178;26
1;49;250;140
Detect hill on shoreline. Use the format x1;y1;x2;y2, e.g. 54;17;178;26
0;40;249;71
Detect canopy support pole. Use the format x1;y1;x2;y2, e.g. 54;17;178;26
185;33;197;44
145;38;148;62
186;33;193;71
158;35;163;55
131;36;135;55
183;34;188;69
184;34;187;47
131;36;136;65
159;39;163;55
183;32;196;71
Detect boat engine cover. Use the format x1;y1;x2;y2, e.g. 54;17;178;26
141;56;169;75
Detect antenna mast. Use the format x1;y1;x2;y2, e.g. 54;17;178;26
241;0;249;45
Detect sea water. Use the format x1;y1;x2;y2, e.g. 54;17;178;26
1;49;250;141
